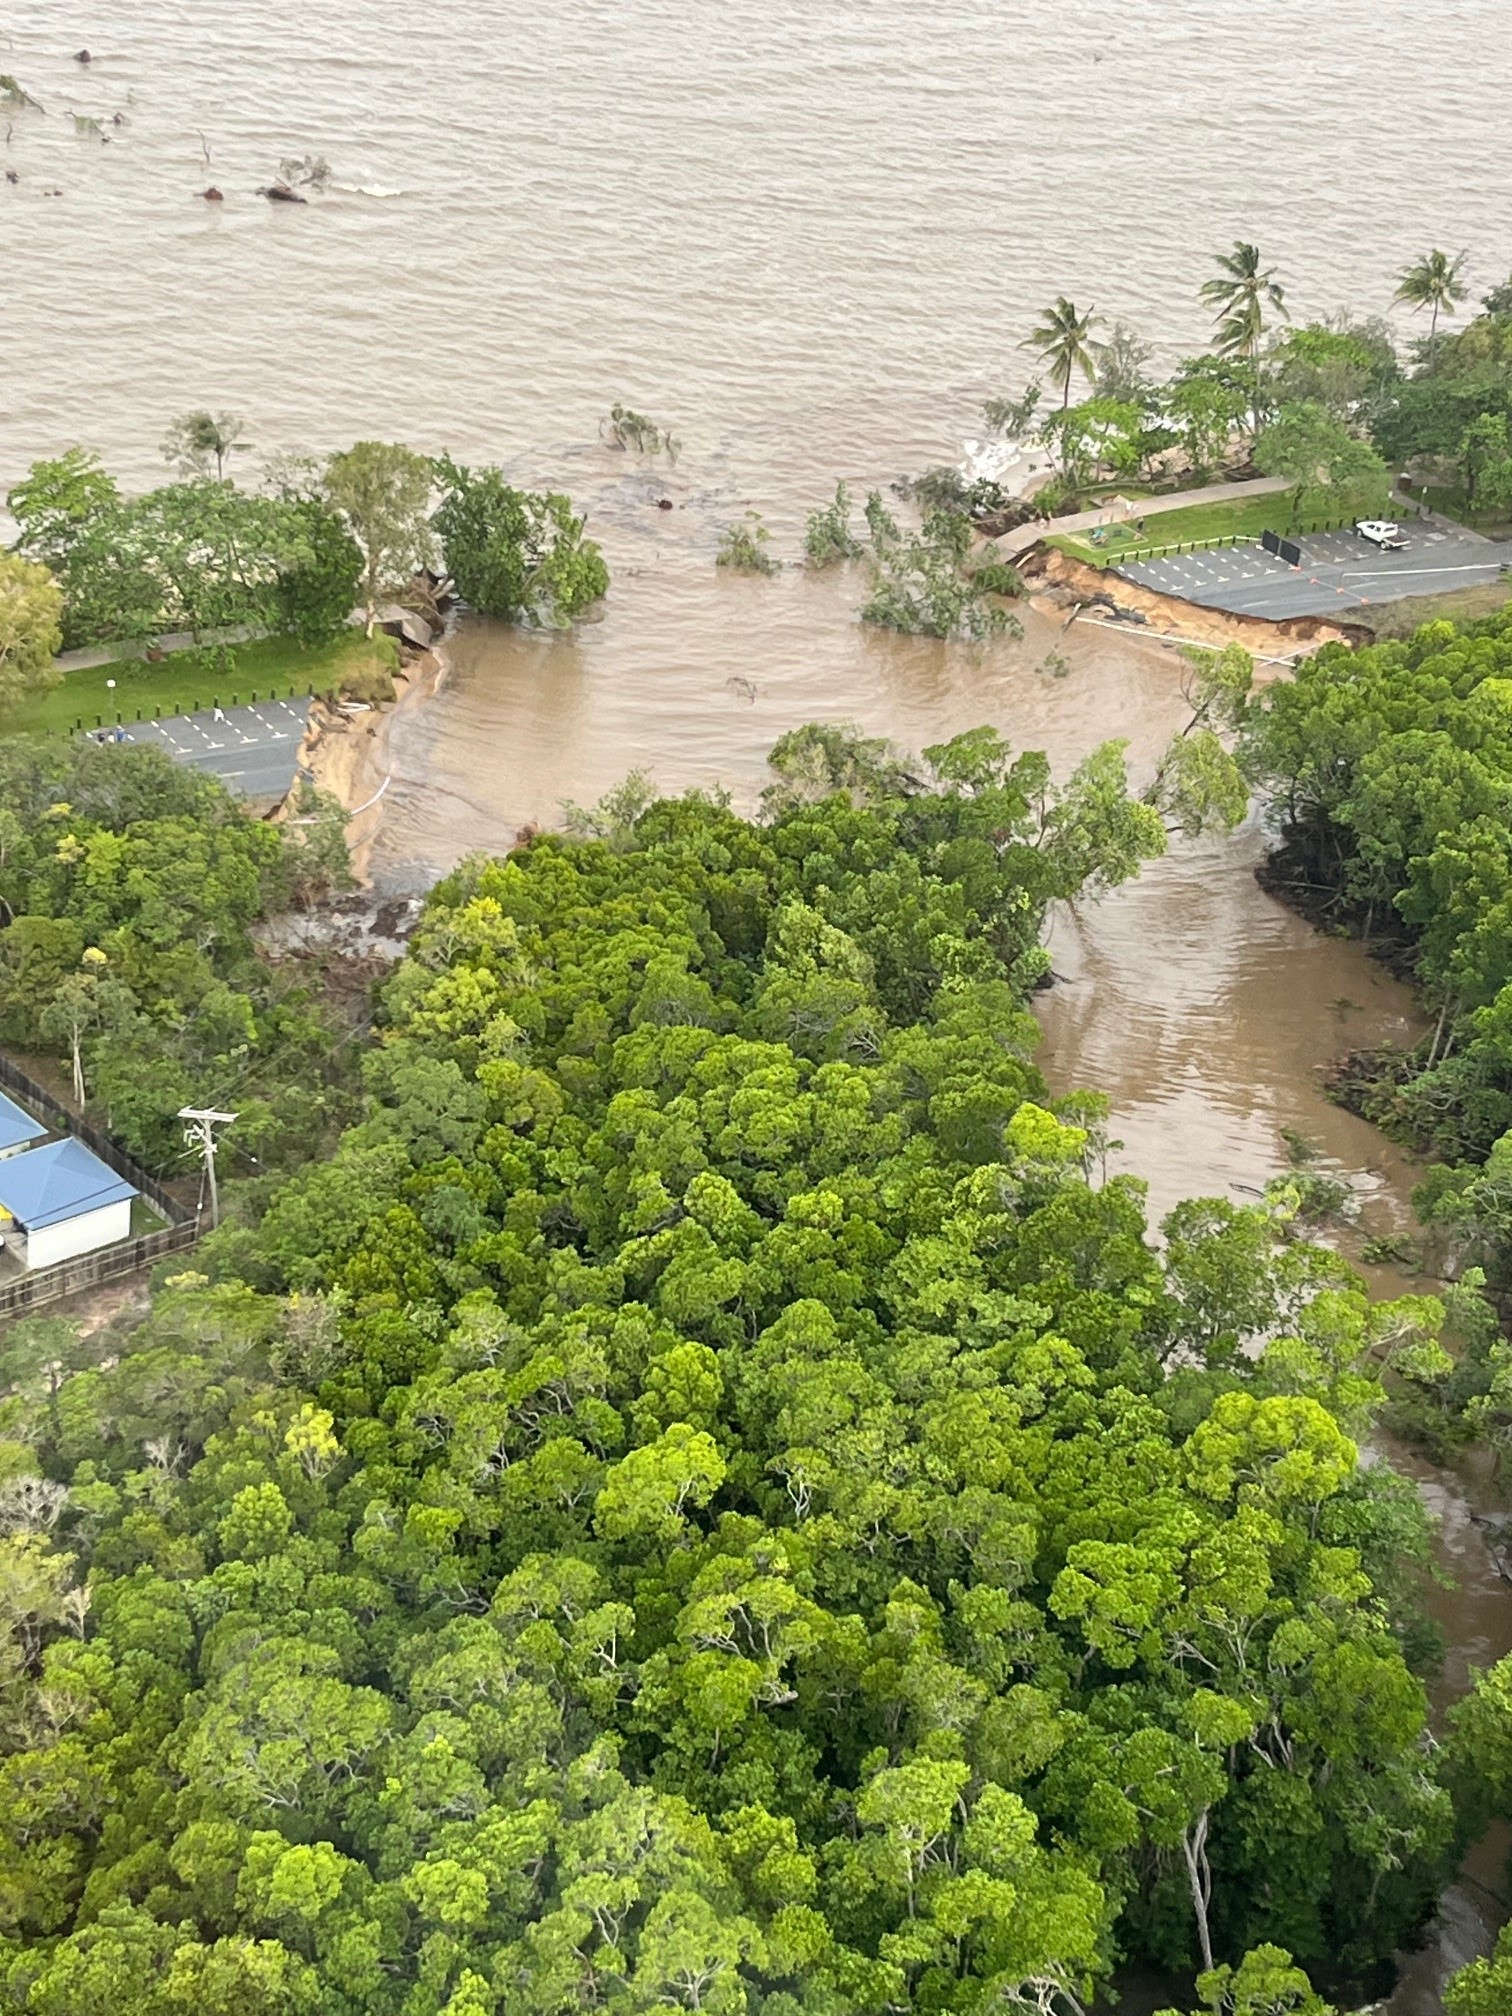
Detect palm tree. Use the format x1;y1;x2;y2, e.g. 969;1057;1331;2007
1200;242;1289;363
1394;248;1469;359
1023;297;1102;409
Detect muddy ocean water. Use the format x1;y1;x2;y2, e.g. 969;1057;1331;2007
6;3;1512;2004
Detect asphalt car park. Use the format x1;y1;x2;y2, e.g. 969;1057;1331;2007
1119;525;1507;620
98;698;312;800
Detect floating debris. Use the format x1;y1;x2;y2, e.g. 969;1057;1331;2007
725;675;759;704
0;75;43;111
202;185;224;201
278;152;331;189
74;48;92;63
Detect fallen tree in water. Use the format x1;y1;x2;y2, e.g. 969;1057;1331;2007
861;495;1023;641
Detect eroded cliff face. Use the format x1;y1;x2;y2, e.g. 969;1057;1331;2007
1020;544;1370;657
294;643;450;885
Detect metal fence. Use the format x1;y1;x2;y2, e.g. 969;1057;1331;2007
0;1220;201;1318
0;1052;192;1227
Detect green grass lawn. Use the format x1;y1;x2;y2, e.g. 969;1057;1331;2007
1044;488;1378;567
2;631;398;739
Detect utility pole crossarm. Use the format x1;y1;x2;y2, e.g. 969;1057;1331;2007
178;1106;238;1229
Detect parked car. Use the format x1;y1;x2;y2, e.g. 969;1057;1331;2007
1355;519;1407;551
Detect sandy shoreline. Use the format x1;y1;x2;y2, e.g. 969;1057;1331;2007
297;639;450;884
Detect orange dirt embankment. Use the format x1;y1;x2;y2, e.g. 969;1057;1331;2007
1020;545;1370;659
292;642;447;885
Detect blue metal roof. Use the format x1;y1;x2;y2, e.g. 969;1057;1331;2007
0;1136;137;1230
0;1090;45;1154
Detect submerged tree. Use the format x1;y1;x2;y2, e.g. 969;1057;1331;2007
803;481;864;567
602;402;679;458
716;512;780;575
1144;643;1254;839
861;505;1020;642
0;73;43;110
161;409;251;482
432;457;609;625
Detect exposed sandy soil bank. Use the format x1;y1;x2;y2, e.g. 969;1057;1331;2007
296;643;449;884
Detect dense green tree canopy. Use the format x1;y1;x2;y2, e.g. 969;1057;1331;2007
0;742;353;1169
0;728;1464;2016
1253;404;1389;527
323;442;435;635
0;554;65;709
6;458;361;656
1241;606;1512;1336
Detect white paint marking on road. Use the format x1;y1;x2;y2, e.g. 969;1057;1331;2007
1340;564;1501;584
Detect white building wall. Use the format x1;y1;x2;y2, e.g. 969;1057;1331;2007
26;1198;133;1271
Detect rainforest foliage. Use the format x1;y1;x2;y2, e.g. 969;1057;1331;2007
0;723;1499;2016
0;741;354;1172
1241;607;1512;1377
